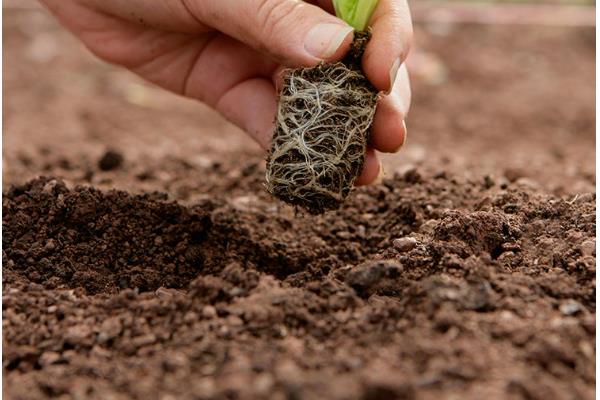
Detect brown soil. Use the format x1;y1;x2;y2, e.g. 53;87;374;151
3;4;596;400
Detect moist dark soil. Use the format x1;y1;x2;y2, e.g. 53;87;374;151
3;4;596;400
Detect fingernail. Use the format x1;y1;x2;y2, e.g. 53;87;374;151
387;58;401;94
372;161;385;185
305;24;354;59
393;120;408;151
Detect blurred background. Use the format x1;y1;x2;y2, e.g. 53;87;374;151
3;0;595;198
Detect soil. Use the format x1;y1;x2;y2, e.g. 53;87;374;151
3;3;596;400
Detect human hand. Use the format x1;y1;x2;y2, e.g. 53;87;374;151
41;0;412;185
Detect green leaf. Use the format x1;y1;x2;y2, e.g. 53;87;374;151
332;0;379;31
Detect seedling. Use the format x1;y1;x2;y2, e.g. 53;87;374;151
333;0;379;31
265;0;380;214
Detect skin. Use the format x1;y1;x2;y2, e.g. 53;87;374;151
40;0;412;185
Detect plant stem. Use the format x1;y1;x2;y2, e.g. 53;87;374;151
332;0;379;31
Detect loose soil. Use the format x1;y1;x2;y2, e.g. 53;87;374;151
3;4;596;400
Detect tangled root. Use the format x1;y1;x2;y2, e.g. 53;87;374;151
265;35;378;214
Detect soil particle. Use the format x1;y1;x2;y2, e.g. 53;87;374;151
342;260;404;298
98;149;124;171
393;237;418;252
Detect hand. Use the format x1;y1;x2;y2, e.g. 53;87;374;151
41;0;412;185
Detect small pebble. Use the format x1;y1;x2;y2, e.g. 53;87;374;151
361;213;375;220
227;315;244;327
580;240;595;257
131;333;157;348
504;168;526;183
183;311;198;324
39;351;61;366
393;237;418;252
44;239;56;252
42;179;59;194
515;177;540;190
336;231;352;240
419;220;437;235
155;287;182;300
559;300;583;316
357;225;366;237
574;193;595;204
202;305;217;319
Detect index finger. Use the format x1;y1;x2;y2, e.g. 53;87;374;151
362;0;413;92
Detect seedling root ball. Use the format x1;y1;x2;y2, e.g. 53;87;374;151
266;32;379;214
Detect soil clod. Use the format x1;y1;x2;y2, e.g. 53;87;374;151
98;149;124;171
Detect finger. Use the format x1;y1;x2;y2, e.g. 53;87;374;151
130;34;279;147
42;0;209;68
178;35;278;146
46;0;211;33
362;0;413;92
178;35;278;106
215;78;278;149
64;0;352;67
188;0;354;66
370;63;411;153
355;148;381;186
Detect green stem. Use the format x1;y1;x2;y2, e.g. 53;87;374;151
332;0;379;32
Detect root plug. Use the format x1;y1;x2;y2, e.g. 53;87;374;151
266;0;381;214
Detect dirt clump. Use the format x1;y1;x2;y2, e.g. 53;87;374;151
97;149;124;171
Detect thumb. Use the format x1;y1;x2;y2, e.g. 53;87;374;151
192;0;354;66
